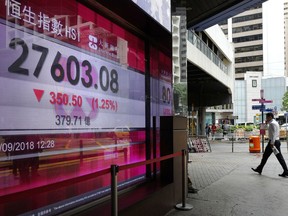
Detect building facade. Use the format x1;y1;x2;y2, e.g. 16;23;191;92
234;74;286;124
172;8;187;84
220;0;286;124
186;25;234;131
220;5;264;80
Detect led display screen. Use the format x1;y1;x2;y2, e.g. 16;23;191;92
0;0;147;214
0;22;145;135
0;0;172;215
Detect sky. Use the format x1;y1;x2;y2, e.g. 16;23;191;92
263;0;285;77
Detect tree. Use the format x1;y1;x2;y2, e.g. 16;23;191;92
282;91;288;111
173;83;187;106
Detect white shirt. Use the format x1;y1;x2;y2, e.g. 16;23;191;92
268;119;279;144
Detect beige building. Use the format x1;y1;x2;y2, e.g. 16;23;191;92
220;5;264;80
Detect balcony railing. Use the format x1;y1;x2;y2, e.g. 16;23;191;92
187;30;228;74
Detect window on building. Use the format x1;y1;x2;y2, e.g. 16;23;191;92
218;20;228;25
235;66;263;73
232;23;262;33
235;45;263;53
222;28;228;35
252;79;257;87
233;34;262;43
232;13;262;23
235;55;263;63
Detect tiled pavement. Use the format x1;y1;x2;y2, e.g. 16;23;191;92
166;140;288;216
188;152;252;191
187;140;262;191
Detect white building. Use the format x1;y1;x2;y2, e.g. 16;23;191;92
220;0;286;124
263;0;285;77
234;74;287;124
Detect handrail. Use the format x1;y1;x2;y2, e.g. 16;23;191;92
119;151;182;171
0;151;182;204
1;150;191;215
111;149;192;216
110;150;182;216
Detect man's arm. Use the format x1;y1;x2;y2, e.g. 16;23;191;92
269;123;277;146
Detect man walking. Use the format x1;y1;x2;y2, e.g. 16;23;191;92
252;112;288;177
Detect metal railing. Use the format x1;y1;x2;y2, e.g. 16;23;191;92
187;30;228;74
111;149;193;215
1;150;192;216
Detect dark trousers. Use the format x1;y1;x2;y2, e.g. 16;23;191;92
257;140;288;172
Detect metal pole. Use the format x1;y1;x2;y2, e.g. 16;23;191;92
189;111;192;135
232;135;234;153
261;109;264;153
111;165;119;216
182;149;186;207
285;112;288;152
175;149;193;211
260;90;264;153
153;116;157;179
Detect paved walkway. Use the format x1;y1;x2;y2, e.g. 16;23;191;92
166;140;288;216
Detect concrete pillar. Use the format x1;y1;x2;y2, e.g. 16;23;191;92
198;107;206;136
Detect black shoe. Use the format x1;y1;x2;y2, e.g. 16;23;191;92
188;187;198;194
188;186;198;193
278;172;288;177
251;168;261;175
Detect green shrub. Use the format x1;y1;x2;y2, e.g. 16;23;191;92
230;125;237;132
216;127;223;133
244;125;254;132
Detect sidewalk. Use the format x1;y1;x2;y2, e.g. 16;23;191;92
166;140;288;216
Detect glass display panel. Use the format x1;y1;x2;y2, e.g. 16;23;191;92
0;0;147;215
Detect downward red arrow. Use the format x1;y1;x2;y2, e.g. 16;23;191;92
33;89;44;102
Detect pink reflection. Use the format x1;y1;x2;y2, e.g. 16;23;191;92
0;131;146;198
